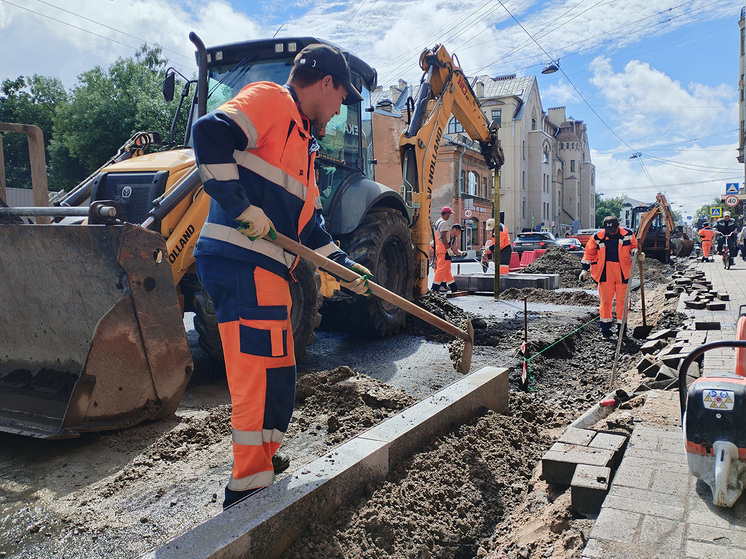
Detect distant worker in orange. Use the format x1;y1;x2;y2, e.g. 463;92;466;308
698;221;714;262
481;218;512;272
431;206;462;293
579;216;643;338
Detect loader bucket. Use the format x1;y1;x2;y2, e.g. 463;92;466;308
0;223;193;438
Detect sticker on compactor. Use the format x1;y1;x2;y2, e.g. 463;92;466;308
703;390;735;411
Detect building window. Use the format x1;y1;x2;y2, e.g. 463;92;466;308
522;141;525;159
532;118;536;130
491;109;501;125
570;160;575;172
448;117;464;134
482;176;488;198
522;171;525;190
468;171;478;196
460;170;466;193
522;199;526;219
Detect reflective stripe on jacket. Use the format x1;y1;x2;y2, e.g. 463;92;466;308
192;82;337;277
582;226;638;283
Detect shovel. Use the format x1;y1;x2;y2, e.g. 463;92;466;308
632;259;654;339
271;232;474;374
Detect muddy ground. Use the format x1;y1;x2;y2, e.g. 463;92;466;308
0;252;683;559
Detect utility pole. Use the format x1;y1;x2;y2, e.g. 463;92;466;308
493;169;500;300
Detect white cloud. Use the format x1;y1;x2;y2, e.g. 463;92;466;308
593;143;740;216
543;79;578;105
588;55;735;145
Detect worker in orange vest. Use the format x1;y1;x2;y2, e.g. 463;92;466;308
697;222;714;262
431;206;463;293
579;216;643;338
480;218;512;272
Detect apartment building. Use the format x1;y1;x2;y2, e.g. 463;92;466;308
370;73;596;249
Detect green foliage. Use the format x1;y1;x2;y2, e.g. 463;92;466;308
0;75;67;189
695;197;728;224
49;44;178;191
595;193;625;227
1;44;185;194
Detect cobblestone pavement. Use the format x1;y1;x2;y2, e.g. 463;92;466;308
583;258;746;559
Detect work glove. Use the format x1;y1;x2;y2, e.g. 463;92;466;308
342;263;373;296
637;251;646;262
235;205;276;241
447;248;455;257
579;270;589;281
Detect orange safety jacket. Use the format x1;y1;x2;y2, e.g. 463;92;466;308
193;82;344;278
581;226;638;283
698;227;714;243
499;223;510;250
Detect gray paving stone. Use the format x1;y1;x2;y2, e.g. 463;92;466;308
559;427;597;446
603;493;685;521
639;515;685;548
612;462;653;490
589;508;642;544
685;539;746;558
650;468;692;496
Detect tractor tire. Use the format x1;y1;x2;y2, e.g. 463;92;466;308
192;260;322;365
288;258;323;362
324;207;415;338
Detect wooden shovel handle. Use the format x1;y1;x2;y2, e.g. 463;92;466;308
272;232;471;343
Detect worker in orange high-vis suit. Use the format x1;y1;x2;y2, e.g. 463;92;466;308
698;222;714;262
431;206;462;293
579;216;643;338
481;218;512;272
192;44;372;510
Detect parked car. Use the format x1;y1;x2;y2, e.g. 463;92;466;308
557;237;584;253
512;231;559;254
571;228;600;246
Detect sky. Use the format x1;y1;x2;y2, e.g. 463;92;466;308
1;0;744;220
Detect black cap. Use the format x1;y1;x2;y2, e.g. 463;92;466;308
451;224;463;230
603;216;619;228
295;44;363;106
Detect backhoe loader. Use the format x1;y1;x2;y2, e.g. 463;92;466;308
0;34;501;438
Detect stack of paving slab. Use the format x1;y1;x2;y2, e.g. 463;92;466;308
541;427;628;515
666;269;729;312
633;327;705;391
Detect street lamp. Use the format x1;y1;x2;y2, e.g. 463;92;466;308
629;152;642;159
541;59;560;74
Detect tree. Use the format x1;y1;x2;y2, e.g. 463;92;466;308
695;197;728;225
0;75;67;189
595;193;625;227
49;44;178;191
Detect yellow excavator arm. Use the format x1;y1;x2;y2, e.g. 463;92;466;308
398;44;504;295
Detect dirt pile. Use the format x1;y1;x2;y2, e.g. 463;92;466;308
282;393;558;559
521;245;583;287
291;366;417;447
501;287;599;307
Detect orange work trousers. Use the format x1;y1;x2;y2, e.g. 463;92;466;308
197;256;296;493
433;241;454;284
598;261;628;324
701;240;712;258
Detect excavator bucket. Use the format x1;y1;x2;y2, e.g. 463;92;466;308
0;222;193;438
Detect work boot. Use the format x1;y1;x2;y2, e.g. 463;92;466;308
223;486;264;510
600;322;613;339
272;452;290;474
616;323;626;338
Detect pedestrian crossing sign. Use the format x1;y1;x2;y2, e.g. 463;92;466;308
703;390;734;411
726;183;739;194
711;207;722;218
541;227;549;233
